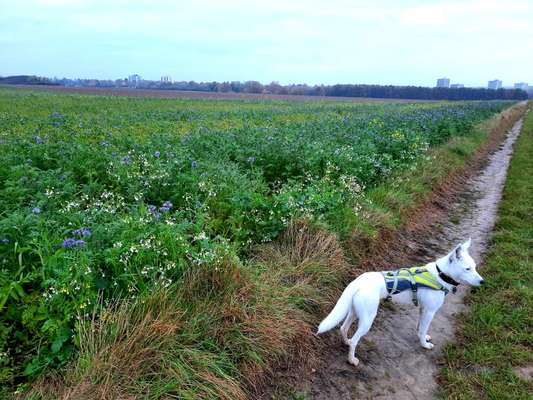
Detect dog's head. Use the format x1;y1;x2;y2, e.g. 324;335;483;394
446;238;484;286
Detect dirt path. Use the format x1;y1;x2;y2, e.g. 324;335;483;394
288;118;524;400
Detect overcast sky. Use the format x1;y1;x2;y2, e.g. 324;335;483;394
0;0;531;87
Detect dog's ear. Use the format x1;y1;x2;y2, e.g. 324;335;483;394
449;243;462;262
463;238;472;250
455;244;463;259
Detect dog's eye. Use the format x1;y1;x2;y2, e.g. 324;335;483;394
466;268;471;271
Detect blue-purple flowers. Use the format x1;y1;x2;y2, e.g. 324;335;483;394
148;204;159;218
62;227;91;248
160;201;172;213
154;151;161;158
72;227;92;237
49;112;65;119
62;238;86;248
32;207;41;214
121;155;132;165
147;201;173;220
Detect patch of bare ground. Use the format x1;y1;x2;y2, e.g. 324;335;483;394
513;365;533;382
259;104;527;399
1;84;433;103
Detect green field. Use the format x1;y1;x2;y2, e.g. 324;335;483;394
0;88;517;398
440;104;533;400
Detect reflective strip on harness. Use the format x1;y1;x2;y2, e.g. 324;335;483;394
382;266;449;306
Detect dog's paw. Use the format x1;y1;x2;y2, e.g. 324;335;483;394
425;334;432;342
421;342;434;350
348;356;360;366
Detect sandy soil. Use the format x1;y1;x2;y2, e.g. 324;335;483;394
0;84;432;103
278;118;523;399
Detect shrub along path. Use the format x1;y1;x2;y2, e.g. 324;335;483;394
266;109;527;399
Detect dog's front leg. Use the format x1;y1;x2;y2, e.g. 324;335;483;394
418;308;436;349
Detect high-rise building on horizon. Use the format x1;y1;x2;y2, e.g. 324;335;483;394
488;79;502;90
514;82;528;91
436;78;450;88
450;83;464;88
128;74;142;87
161;76;172;84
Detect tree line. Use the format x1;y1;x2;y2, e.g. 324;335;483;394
0;75;528;100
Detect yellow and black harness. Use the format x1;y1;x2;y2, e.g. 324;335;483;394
382;266;456;306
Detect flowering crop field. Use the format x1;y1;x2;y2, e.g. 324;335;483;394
0;88;512;389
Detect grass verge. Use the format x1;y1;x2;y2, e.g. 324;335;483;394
439;103;533;399
20;103;527;400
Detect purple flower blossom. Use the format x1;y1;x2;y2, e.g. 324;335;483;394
32;207;41;214
147;205;161;220
121;155;132;165
101;141;110;148
62;238;86;248
191;160;198;169
34;135;43;144
247;156;256;164
73;227;92;237
154;151;161;158
50;112;65;119
159;201;173;213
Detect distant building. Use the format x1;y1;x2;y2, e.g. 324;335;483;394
450;84;464;88
488;79;502;90
436;78;450;88
128;74;142;87
514;82;528;91
161;76;172;84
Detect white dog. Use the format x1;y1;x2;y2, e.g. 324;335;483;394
317;239;483;366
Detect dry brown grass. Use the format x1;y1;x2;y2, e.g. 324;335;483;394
239;220;350;392
33;293;181;400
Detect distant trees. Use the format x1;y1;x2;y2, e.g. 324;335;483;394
0;75;57;85
322;84;528;100
206;81;527;100
1;75;528;100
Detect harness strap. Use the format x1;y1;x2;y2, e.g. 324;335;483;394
384;270;397;301
407;270;419;306
391;270;400;294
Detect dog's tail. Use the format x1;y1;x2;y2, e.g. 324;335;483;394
316;282;358;334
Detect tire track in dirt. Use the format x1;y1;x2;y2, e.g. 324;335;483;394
288;118;524;400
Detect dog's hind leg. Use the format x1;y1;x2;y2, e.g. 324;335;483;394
340;310;355;345
347;292;379;366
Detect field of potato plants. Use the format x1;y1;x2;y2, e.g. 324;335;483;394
0;88;513;397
